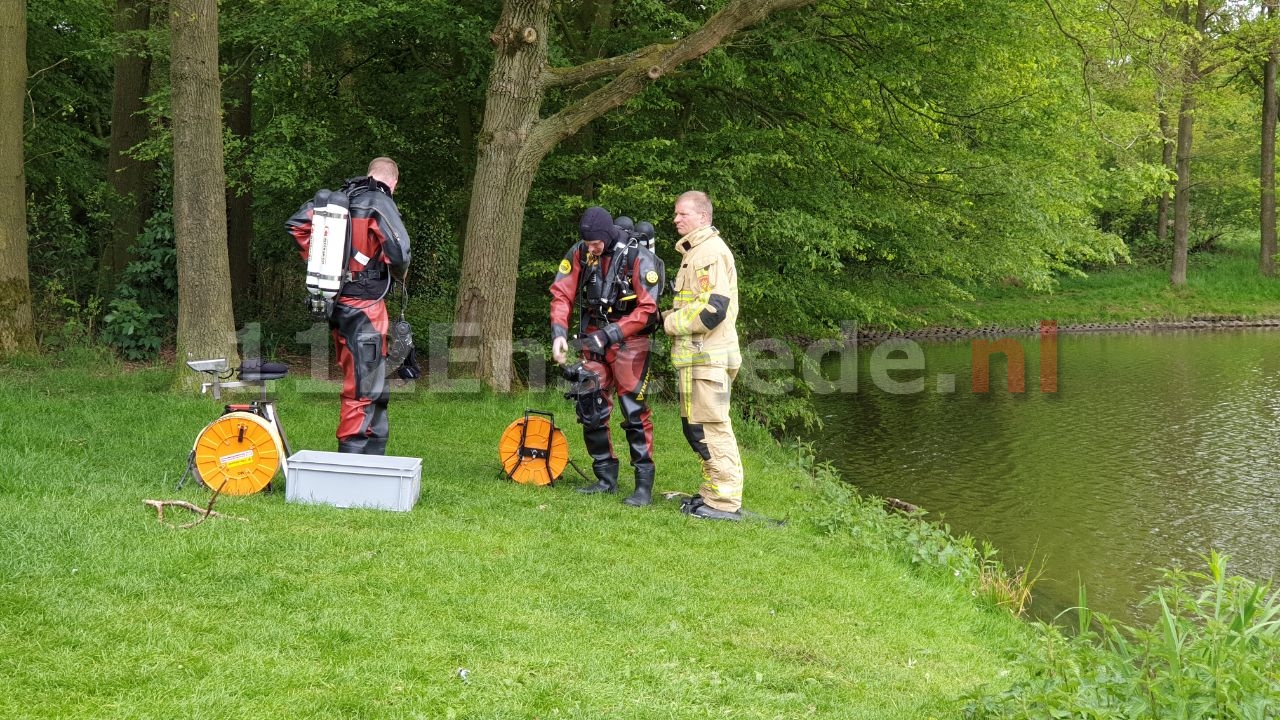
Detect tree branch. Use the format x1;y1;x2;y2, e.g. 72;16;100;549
527;0;815;159
540;45;663;89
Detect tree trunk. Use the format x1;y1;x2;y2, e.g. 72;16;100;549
102;0;154;295
1157;92;1174;249
1170;1;1208;287
0;0;34;357
453;0;815;390
1171;81;1195;286
224;59;254;304
1261;0;1278;277
171;0;238;390
452;0;551;393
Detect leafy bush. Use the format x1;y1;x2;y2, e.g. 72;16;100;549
100;298;163;361
31;278;102;353
100;211;177;361
26;179;107;340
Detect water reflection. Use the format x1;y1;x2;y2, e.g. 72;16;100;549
809;328;1280;623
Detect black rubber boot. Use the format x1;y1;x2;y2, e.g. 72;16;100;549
679;494;705;514
578;460;618;494
338;440;364;454
623;466;654;507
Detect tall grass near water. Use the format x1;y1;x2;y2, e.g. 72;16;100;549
966;552;1280;719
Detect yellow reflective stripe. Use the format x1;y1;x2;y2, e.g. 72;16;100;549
679;367;693;416
668;292;711;335
667;308;695;335
701;482;742;501
672;356;713;367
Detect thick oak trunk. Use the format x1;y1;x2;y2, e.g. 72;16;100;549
0;0;33;356
451;0;550;392
171;0;238;390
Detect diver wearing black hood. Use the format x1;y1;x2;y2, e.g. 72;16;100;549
550;206;664;506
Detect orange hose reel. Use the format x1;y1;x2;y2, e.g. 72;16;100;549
191;410;286;495
498;410;569;486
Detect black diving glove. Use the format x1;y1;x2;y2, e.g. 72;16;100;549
582;324;623;355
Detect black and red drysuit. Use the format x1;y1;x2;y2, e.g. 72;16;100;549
287;176;410;455
550;209;664;500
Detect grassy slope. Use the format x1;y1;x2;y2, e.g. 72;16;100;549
905;233;1280;330
0;358;1026;719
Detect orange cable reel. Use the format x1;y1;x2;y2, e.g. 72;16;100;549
498;410;569;486
190;410;287;496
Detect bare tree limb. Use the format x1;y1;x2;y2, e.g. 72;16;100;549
143;482;246;529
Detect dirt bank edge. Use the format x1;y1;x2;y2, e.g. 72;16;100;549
855;316;1280;344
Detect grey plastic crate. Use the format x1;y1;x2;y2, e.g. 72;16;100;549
285;450;421;512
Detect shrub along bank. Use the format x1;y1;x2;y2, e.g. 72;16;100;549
966;553;1280;719
0;354;1031;720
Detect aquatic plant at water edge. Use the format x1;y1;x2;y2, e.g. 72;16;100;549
964;552;1280;719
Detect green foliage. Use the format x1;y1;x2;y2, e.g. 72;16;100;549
735;339;822;433
26;178;110;356
26;178;107;315
215;0;496;343
18;0;1277;383
523;0;1130;347
24;2;114;317
966;552;1280;719
513;0;1144;432
31;279;101;353
100;298;164;361
1048;0;1271;266
24;1;113;211
101;211;177;361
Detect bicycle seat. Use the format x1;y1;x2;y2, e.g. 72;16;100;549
239;358;289;383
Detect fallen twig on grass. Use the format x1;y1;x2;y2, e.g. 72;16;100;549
143;482;247;529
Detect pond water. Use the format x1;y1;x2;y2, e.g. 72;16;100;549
806;327;1280;624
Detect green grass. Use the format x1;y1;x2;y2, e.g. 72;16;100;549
902;233;1280;330
0;357;1029;719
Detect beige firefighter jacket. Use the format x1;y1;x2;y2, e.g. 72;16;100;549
663;225;741;369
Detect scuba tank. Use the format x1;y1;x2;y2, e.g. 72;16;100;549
611;216;660;298
304;188;351;318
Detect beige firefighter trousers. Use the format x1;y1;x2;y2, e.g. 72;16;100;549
678;365;743;512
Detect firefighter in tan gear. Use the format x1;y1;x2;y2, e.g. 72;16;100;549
664;191;744;521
